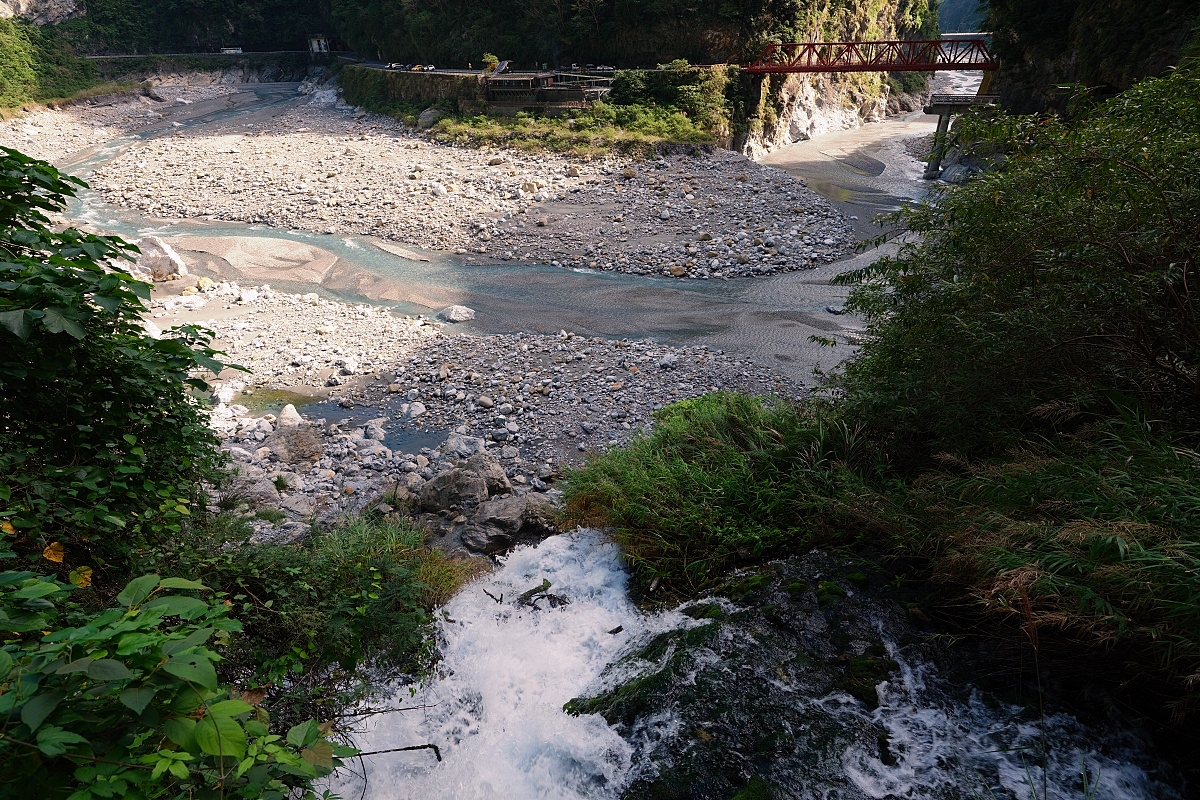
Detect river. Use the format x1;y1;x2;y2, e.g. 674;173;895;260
58;81;954;384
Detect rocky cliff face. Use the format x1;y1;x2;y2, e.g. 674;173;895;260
0;0;81;25
738;72;889;159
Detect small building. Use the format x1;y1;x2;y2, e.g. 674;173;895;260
309;35;330;55
220;47;243;55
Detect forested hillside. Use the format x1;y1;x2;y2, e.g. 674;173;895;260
330;0;939;67
989;0;1200;110
52;0;332;54
938;0;981;32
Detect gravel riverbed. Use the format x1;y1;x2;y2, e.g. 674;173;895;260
9;83;823;550
190;281;800;550
89;100;856;280
0;86;235;162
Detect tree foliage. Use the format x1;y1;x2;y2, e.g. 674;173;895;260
834;66;1200;462
330;0;938;67
53;0;333;55
0;19;99;107
988;0;1200;111
0;147;230;571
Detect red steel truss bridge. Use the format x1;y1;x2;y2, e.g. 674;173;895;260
744;39;997;74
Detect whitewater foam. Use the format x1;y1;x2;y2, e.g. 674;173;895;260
334;530;688;800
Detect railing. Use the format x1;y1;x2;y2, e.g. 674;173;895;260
744;39;998;74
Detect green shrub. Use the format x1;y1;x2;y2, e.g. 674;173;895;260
0;147;231;573
0;563;354;799
140;515;479;724
896;414;1200;716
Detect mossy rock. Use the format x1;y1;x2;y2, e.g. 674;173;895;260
682;602;726;620
731;776;777;800
718;571;773;601
815;581;846;607
835;655;900;709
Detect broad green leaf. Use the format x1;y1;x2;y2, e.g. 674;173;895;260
143;595;208;619
10;580;62;600
163;652;217;690
119;686;157;714
41;307;86;340
116;574;160;607
87;659;134;681
207;699;254;718
0;309;30;340
286;719;320;748
194;713;247;759
56;657;92;674
20;691;64;732
331;743;360;757
0;649;12;676
244;719;269;737
36;725;88;757
157;577;209;591
162;627;214;656
116;633;161;655
163;717;198;751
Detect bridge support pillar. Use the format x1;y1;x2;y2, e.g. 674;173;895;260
924;111;952;180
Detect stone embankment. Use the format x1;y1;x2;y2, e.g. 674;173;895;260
186;282;799;553
90;103;854;280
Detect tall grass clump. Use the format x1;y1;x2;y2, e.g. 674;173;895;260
564;393;888;596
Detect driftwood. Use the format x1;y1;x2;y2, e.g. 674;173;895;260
355;743;442;762
515;579;571;611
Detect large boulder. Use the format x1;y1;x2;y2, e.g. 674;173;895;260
462;494;558;554
263;426;323;463
439;305;476;323
132;236;188;282
418;107;446;129
445;433;486;457
461;524;514;554
277;404;304;427
463;452;511;495
239;478;280;509
474;495;528;532
419;469;488;512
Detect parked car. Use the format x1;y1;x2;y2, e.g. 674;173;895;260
424;64;436;71
410;64;424;71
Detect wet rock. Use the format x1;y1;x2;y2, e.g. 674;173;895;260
460;523;513;554
474;495;527;532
